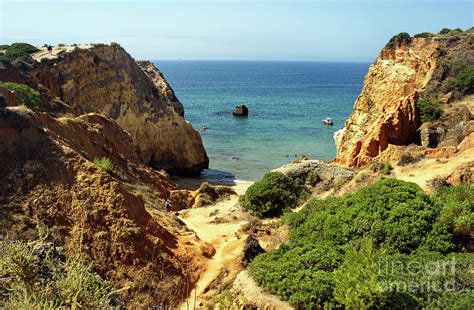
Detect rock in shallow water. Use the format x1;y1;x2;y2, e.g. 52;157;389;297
233;104;248;116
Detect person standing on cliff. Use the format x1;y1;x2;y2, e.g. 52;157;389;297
164;199;172;212
47;45;53;54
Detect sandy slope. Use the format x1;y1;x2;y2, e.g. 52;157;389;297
394;151;473;191
178;181;253;308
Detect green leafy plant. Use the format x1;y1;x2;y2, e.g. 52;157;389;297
439;28;452;35
383;162;393;175
250;179;473;308
0;82;42;108
93;157;113;173
239;172;308;218
0;239;121;308
386;32;411;48
413;32;432;38
416;98;443;123
216;290;246;309
456;64;474;94
333;239;384;309
3;42;38;61
433;184;474;236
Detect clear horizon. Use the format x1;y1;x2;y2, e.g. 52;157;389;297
1;0;472;62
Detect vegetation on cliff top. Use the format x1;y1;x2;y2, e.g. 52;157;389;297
239;172;308;217
0;82;42;109
250;179;473;308
385;32;412;48
0;42;38;61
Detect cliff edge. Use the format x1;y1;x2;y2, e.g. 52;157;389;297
26;44;208;175
334;31;473;167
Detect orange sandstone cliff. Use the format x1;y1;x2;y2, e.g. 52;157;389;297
334;33;473;167
27;44;208;175
0;44;212;307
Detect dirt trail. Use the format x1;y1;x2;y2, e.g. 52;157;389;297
31;45;93;62
394;151;473;191
178;181;252;309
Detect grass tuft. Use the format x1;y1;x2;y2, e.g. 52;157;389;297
93;157;113;173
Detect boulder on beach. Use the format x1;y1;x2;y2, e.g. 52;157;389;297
233;104;248;116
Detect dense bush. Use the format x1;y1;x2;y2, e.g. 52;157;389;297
0;82;42;108
433;185;473;236
386;32;411;48
456;64;474;93
3;42;38;61
439;28;452;35
250;179;473;308
239;172;308;217
416;97;443;123
0;239;121;308
413;32;432;38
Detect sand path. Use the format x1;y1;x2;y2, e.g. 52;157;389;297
31;45;93;62
178;182;252;309
394;151;473;191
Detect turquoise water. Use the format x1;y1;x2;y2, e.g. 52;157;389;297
154;60;369;181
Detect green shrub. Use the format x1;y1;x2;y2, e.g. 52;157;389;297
0;239;120;308
250;179;472;308
333;239;384;309
4;42;38;61
439;28;452;34
383;162;393;175
433;184;473;236
413;32;432;38
456;64;474;94
0;82;42;108
417;97;443;123
239;172;308;218
386;32;411;48
93;157;113;173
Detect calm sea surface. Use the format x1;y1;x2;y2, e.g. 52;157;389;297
154;60;369;181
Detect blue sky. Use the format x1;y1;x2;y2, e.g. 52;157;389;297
1;0;472;61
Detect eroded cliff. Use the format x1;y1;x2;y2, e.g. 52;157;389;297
0;107;206;306
0;43;212;307
334;32;473;167
27;44;208;175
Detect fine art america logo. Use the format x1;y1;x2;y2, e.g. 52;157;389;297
377;257;458;294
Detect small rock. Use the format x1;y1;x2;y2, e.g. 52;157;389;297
232;104;248;116
241;236;265;267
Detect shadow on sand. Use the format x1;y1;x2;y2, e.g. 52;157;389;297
172;169;237;191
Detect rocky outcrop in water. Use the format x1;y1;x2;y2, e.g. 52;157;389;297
233;104;249;116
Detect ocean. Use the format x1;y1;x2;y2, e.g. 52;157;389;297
154;60;369;182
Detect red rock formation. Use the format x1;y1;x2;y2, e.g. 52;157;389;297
334;38;439;167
